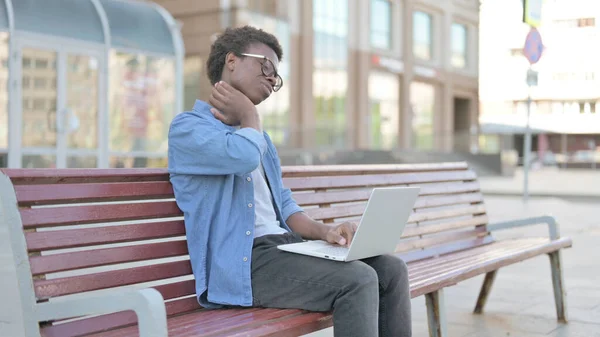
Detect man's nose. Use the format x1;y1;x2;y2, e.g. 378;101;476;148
265;75;277;87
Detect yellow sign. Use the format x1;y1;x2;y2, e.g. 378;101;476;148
523;0;542;27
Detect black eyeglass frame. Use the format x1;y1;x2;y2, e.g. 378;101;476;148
239;52;283;92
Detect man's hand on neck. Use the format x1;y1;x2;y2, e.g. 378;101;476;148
209;81;261;132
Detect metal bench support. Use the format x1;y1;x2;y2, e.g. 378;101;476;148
425;289;447;337
474;269;498;314
549;250;568;323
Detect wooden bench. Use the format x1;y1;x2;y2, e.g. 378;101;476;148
0;162;571;337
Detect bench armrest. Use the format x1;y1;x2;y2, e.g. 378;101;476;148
35;288;167;337
486;215;560;240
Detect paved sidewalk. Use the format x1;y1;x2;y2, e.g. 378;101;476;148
3;196;600;337
409;196;600;337
479;167;600;200
307;195;600;337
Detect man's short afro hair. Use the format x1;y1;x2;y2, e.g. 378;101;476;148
206;25;283;85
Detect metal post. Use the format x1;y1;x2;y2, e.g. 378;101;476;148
523;67;533;202
561;133;567;169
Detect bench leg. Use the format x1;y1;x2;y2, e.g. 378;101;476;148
473;270;497;314
549;250;568;323
425;289;447;337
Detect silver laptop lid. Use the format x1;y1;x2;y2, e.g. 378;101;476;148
345;187;420;261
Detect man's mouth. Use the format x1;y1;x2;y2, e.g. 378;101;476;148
262;83;272;95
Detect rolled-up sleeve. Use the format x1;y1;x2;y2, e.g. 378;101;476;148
280;186;304;221
168;113;267;176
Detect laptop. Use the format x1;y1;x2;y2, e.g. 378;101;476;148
277;186;420;262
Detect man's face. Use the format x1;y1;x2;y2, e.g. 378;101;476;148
228;43;280;105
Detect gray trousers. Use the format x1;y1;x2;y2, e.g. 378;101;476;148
251;232;412;337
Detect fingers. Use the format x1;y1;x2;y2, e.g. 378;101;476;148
210;108;228;124
326;231;346;246
342;223;355;246
216;80;234;93
340;222;357;246
212;84;228;103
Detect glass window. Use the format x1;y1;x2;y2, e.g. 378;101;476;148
110;156;167;168
66;54;99;151
413;11;433;60
245;12;291;147
0;32;7;166
21;48;58;149
369;71;399;149
410;82;435;150
109;52;175;165
451;23;468;68
371;0;392;50
313;0;348;149
247;0;287;19
0;1;8;30
0;33;7;150
184;56;202;111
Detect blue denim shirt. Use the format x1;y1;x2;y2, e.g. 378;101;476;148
168;100;303;308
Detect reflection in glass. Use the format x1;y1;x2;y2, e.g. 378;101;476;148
0;32;8;150
451;23;468;68
246;12;291;146
67;156;97;168
184;56;202;111
109;52;175;163
22;155;56;168
371;0;392;50
369;71;399;149
110;156;167;168
67;54;98;149
313;0;348;149
410;82;435;150
21;48;58;148
413;11;433;60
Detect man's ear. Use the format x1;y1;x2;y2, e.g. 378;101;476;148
225;52;236;72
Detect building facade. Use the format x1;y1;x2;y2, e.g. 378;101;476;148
155;0;480;153
479;0;600;162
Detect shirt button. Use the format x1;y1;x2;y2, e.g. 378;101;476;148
246;231;251;236
243;257;248;262
246;177;252;182
248;203;253;208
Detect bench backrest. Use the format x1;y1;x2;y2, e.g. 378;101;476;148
282;162;491;262
0;162;489;336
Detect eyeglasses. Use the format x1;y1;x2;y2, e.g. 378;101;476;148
239;53;283;92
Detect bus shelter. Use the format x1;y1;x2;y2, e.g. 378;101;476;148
0;0;184;168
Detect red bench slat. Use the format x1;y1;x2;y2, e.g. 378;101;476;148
14;182;174;206
281;162;468;177
20;201;182;229
1;168;169;185
35;260;192;299
283;170;477;190
30;240;189;275
25;220;186;251
402;215;489;237
42;296;203;337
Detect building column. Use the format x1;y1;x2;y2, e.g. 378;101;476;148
400;0;415;150
296;0;314;149
440;3;454;152
347;0;371;149
288;0;305;148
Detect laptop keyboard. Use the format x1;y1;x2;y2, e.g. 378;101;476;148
315;245;350;257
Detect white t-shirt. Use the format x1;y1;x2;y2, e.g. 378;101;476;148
234;126;286;237
252;161;287;238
